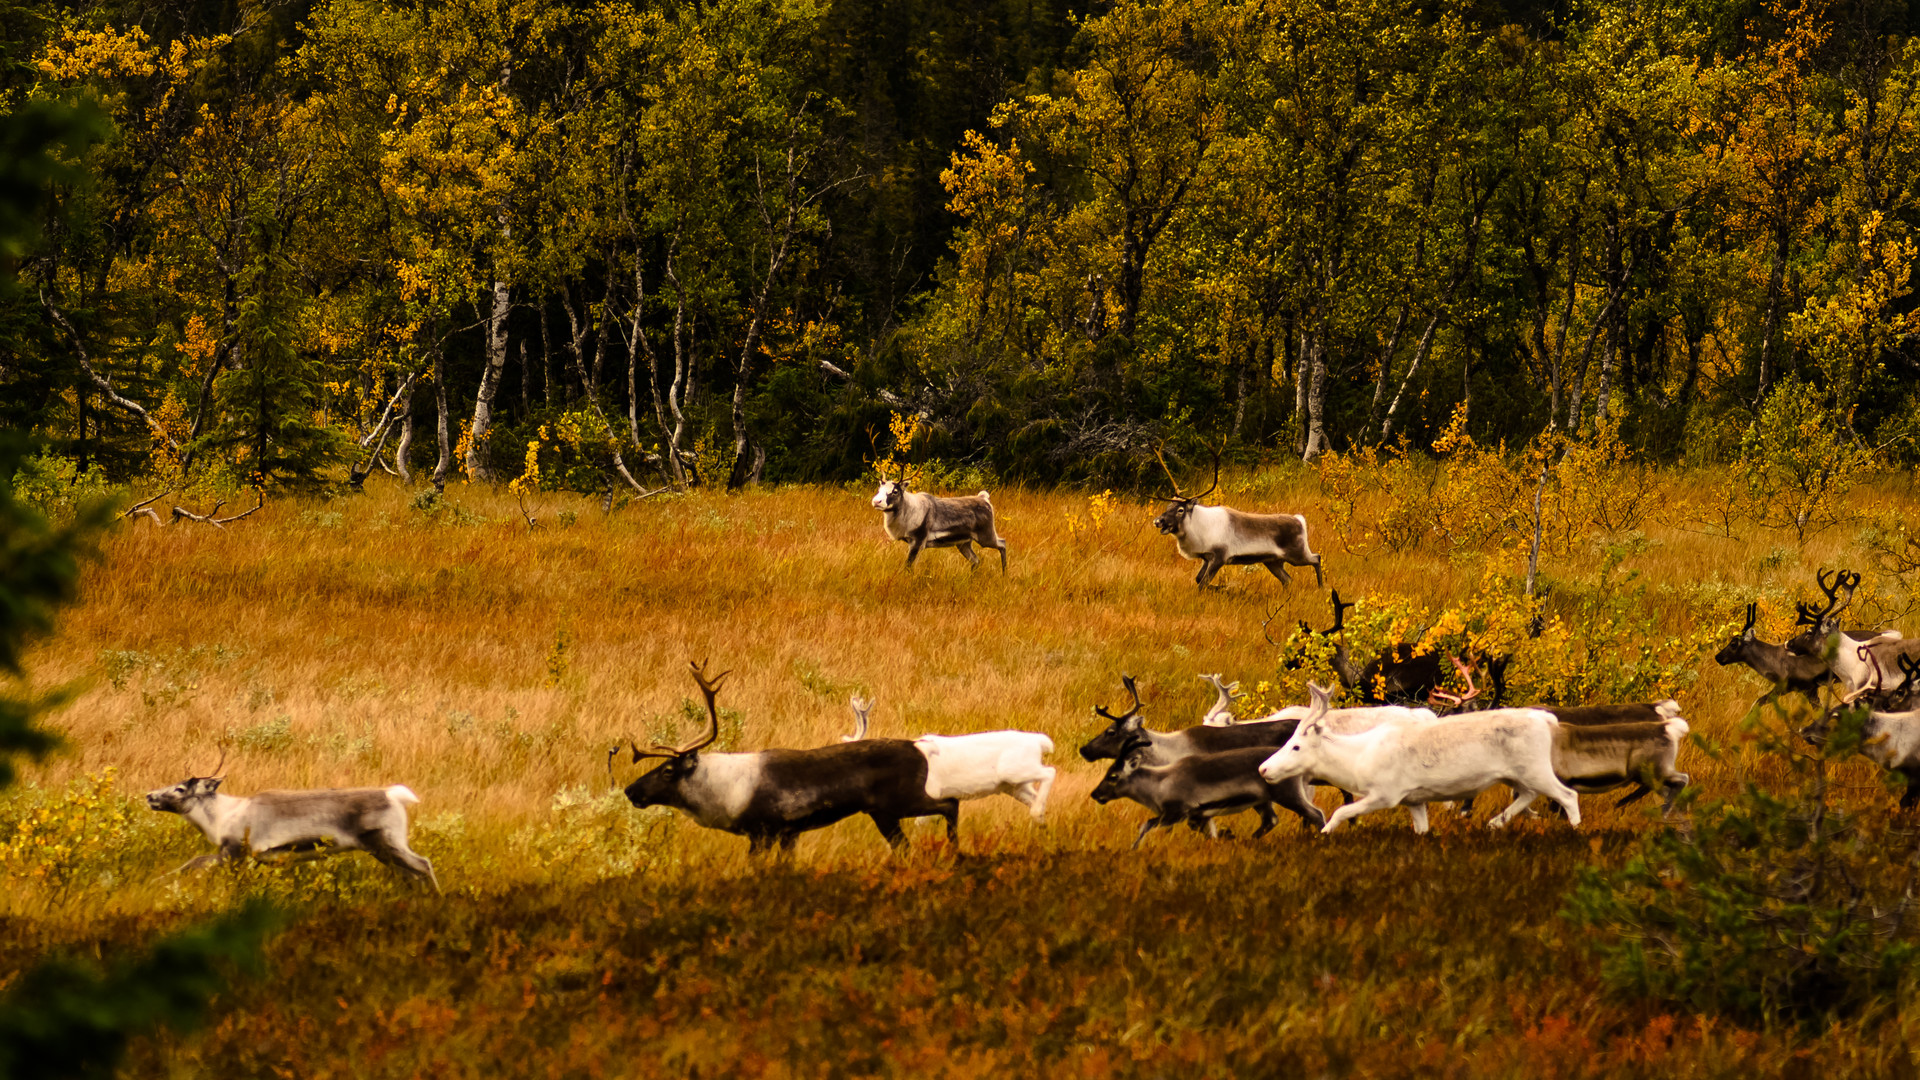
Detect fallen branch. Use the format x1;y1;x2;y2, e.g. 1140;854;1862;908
122;488;172;526
165;489;265;528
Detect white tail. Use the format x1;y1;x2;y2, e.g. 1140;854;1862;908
387;785;421;805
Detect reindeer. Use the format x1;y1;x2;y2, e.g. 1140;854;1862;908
1150;447;1322;589
1785;569;1903;656
870;466;1007;571
144;750;439;890
1716;603;1838;707
1258;684;1581;833
620;662;960;855
1781;569;1915;703
1316;590;1509;709
1078;676;1304;765
1090;747;1325;849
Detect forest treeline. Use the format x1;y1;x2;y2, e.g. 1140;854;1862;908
3;0;1919;495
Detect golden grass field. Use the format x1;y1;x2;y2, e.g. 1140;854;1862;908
5;469;1920;1076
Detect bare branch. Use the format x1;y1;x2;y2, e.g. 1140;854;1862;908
42;292;178;451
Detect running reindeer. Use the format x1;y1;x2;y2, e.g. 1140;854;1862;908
145;749;439;890
1150;446;1323;590
870;463;1008;572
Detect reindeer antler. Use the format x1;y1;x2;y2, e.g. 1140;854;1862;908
632;660;730;760
844;695;873;742
1327;589;1357;635
1151;446;1187;502
1193;439;1223;502
1095;674;1144;722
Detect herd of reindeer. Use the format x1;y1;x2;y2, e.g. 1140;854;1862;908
136;474;1919;892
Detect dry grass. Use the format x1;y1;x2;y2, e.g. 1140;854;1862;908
22;470;1911;851
5;469;1920;1075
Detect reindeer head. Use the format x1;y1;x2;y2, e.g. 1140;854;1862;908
1078;675;1147;761
623;660;729;808
1089;747;1151;804
1149;445;1219;535
146;748;227;813
870;479;905;512
1257;684;1333;784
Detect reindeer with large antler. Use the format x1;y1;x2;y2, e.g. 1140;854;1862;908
616;661;961;855
144;747;438;890
1150;445;1323;590
870;462;1008;572
1783;568;1913;703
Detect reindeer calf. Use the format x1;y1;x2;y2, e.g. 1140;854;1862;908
146;773;438;890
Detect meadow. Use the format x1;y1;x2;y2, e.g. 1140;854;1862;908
4;469;1920;1077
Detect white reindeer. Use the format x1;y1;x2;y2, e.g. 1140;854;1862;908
1258;684;1580;833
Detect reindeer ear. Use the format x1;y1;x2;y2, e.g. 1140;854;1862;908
197;776;223;794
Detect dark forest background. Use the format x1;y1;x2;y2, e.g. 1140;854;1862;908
5;0;1919;496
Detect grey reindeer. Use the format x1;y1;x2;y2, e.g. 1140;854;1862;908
145;750;439;890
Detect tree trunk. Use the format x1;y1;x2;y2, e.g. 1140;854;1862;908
1380;310;1443;444
1232;336;1251;438
539;302;555;406
560;283;594;396
1366;301;1411;442
393;382;414;483
466;278;511;482
519;340;530;416
662;247;692;487
1301;328;1329;462
430;342;452;491
1755;221;1790;407
1291;318;1308;457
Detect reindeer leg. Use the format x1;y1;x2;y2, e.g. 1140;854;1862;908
1195;554;1225;589
156;852;225;881
1613;784;1653;809
904;535;926;569
940;801;960;849
870;814;908;851
1262;559;1292;586
955;540;980;567
1659;774;1689;816
1250;804;1279;840
1901;769;1920;812
994;538;1008;573
1312;554;1324;587
1131;817;1163;850
364;835;440;892
1276;776;1326;829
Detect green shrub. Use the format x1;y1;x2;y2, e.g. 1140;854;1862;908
1566;700;1920;1029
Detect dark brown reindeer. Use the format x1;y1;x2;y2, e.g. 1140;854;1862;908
870;464;1008;571
1150;447;1323;590
620;661;960;855
1715;602;1834;706
1316;591;1510;709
